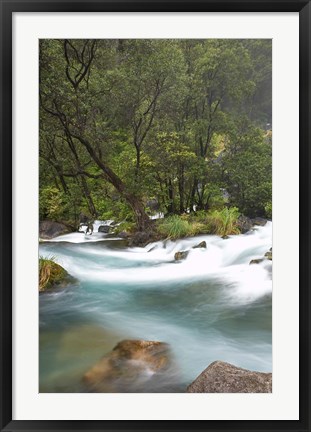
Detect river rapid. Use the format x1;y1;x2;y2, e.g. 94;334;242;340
39;221;272;393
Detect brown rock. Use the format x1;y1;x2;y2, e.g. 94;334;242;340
193;241;207;249
249;258;265;265
187;361;272;393
174;251;189;261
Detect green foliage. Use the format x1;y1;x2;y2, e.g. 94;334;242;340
39;186;65;221
113;221;136;235
219;122;272;217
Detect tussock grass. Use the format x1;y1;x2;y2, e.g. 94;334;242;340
156;207;240;240
157;215;205;240
206;207;240;236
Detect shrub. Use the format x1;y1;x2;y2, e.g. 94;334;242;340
264;201;272;219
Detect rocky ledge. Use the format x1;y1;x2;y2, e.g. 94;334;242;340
187;361;272;393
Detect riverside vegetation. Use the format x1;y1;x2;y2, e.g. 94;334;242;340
39;39;272;393
40;39;271;232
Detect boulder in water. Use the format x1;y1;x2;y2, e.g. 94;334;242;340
39;220;72;239
251;217;268;227
174;251;189;261
193;241;207;249
250;247;272;264
128;230;155;247
83;339;171;392
237;215;253;234
98;225;110;233
187;361;272;393
249;258;265;265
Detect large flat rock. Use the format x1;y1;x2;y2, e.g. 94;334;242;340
187;361;272;393
39;220;71;239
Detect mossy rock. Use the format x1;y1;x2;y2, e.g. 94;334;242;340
39;259;74;292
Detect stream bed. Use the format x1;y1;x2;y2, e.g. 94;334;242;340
39;222;272;393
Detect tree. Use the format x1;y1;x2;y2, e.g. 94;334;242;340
220;121;272;217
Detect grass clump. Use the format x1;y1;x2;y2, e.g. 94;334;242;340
157;215;205;240
206;207;240;236
39;256;68;292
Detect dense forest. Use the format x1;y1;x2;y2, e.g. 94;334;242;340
39;39;272;233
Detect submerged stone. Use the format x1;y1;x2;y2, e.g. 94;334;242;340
83;339;172;392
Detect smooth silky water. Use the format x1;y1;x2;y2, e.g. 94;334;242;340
39;222;272;392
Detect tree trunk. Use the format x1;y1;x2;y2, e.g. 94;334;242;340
68;133;152;231
125;193;151;231
79;175;98;218
66;135;98;218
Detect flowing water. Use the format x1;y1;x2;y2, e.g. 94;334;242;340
39;221;272;393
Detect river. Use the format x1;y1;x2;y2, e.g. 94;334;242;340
39;221;272;393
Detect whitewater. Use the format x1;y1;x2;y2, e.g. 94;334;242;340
39;221;272;392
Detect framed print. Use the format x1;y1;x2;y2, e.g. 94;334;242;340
0;1;310;431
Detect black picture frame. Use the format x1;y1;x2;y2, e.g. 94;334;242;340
0;1;310;431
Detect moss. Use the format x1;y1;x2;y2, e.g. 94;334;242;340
39;258;72;292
